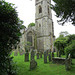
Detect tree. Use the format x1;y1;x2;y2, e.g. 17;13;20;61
0;1;22;75
28;22;35;27
51;0;75;25
66;34;75;44
65;40;75;58
59;31;69;37
54;37;67;56
54;32;68;56
54;33;75;57
64;34;75;58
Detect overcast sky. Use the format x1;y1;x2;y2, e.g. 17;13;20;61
5;0;75;38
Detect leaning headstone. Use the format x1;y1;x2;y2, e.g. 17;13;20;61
31;50;35;60
48;54;51;62
44;51;47;63
25;52;29;62
37;52;39;59
65;54;71;71
30;59;37;70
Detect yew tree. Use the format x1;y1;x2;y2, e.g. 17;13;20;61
0;1;22;75
51;0;75;25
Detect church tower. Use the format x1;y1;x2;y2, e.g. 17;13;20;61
35;0;54;52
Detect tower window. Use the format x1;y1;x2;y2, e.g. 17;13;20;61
48;6;50;14
39;24;41;27
39;6;42;13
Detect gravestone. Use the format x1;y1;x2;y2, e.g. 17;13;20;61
25;52;29;62
44;51;47;63
40;51;42;58
52;52;54;58
30;59;37;70
37;52;39;59
31;50;35;60
47;50;48;55
65;54;71;71
48;54;51;62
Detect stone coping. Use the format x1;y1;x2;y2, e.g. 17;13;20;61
52;57;66;59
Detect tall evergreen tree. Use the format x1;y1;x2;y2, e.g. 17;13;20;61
0;1;22;75
51;0;75;25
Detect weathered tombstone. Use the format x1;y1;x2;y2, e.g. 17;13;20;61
40;51;42;58
25;52;29;62
37;52;39;59
48;54;51;62
52;52;54;58
44;51;47;63
30;59;37;70
47;50;48;55
31;50;35;60
65;54;71;71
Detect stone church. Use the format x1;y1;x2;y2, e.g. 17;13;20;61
25;0;55;52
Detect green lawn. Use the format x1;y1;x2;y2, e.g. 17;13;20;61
12;52;75;75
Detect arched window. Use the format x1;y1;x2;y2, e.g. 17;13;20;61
39;5;42;13
27;32;33;46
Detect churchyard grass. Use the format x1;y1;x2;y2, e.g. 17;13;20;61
11;52;75;75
